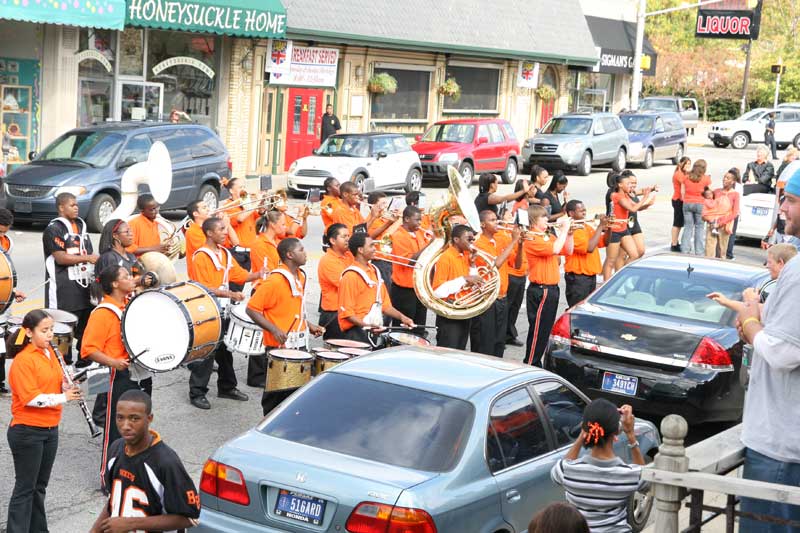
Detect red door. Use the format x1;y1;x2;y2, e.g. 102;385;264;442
284;88;324;171
538;99;555;129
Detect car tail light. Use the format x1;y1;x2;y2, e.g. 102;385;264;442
346;502;437;533
200;459;250;506
550;313;571;343
688;337;733;372
227;157;233;172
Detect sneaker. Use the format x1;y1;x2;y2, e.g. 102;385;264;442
505;337;524;347
218;388;249;401
190;396;211;410
0;383;9;394
670;245;681;252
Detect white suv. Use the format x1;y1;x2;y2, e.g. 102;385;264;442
287;133;423;196
708;108;800;150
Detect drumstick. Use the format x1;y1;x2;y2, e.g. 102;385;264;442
361;325;438;331
280;315;299;349
21;278;51;294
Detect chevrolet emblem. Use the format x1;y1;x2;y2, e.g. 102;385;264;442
621;333;637;341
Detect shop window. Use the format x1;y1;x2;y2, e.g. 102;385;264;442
119;28;144;76
371;68;430;121
443;65;500;112
78;30;115;127
307;96;317;135
567;71;615;114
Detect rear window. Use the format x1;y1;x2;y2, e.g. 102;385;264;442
422;123;475;143
621;115;654;133
640;99;678;112
540;117;592;135
260;373;474;472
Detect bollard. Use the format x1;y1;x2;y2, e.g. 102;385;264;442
653;414;690;533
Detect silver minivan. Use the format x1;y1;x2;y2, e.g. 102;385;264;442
640;96;699;134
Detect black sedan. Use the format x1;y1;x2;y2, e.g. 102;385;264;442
545;254;770;425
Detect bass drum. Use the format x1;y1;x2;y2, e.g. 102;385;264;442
0;251;17;315
122;281;222;372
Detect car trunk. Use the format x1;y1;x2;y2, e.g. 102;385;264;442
209;430;438;531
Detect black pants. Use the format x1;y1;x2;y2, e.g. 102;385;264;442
247;351;267;388
470;298;508;357
6;425;58;533
229;249;251;293
726;216;739;259
92;392;107;427
188;341;238;400
525;284;560;367
565;273;597;308
343;326;371;345
0;350;5;386
436;315;470;350
318;309;343;340
101;369;152;490
506;274;526;341
373;260;393;326
391;285;428;337
766;133;777;159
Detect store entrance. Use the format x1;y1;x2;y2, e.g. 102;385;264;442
284;87;323;171
114;81;164;121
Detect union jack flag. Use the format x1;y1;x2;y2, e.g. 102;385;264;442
521;63;534;80
271;40;288;65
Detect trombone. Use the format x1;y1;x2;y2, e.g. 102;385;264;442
373;236;417;267
214;192;283;216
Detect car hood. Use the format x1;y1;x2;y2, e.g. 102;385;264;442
527;133;587;145
412;141;468;154
5;162;94;187
294;155;366;171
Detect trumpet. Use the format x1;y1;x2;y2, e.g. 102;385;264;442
373;235;417;267
215;192;283;216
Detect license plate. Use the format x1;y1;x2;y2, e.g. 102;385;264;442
751;207;769;216
14;201;31;213
275;489;326;526
601;372;638;396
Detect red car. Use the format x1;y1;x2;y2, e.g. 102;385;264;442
413;118;521;184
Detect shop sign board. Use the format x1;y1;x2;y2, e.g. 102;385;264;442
696;8;761;40
595;49;656;77
517;61;540;89
75;50;113;73
152;56;215;79
270;46;339;88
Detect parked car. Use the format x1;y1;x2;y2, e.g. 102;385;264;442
777;102;800;109
738;192;779;240
620;111;687;168
522;112;629;176
287;133;422;197
195;347;659;533
546;254;771;425
708;108;800;150
639;96;699;134
1;122;230;232
412;118;521;185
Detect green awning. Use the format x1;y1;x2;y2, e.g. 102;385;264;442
0;0;125;30
126;0;286;38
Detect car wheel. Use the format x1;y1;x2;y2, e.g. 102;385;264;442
352;173;366;193
642;148;654;169
671;144;684;165
458;161;474;186
611;148;627;172
713;141;729;148
87;193;117;233
731;131;750;150
577;151;592;176
627;457;654;532
405;167;422;193
198;184;219;211
500;158;517;184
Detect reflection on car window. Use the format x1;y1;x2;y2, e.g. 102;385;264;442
39;131;124;167
488;123;505;143
534;381;586;448
502;122;517;140
621;116;655;133
422;124;476;143
640;99;677;112
540;118;592;135
487;388;549;472
319;135;370;157
477;125;490;141
392;136;411;152
119;134;152;165
372;137;394;155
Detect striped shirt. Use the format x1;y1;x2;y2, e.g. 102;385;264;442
551;455;646;532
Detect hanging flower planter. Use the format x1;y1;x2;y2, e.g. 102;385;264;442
437;77;461;101
367;73;398;95
536;84;557;101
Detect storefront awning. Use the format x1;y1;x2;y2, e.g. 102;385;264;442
0;0;126;30
125;0;287;38
585;16;658;76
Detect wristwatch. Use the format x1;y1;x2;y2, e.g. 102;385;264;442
626;439;640;449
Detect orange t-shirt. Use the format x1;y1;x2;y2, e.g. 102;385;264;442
331;204;366;233
474;232;512;297
248;269;307;347
683;174;712;204
321;196;344;230
390;227;429;288
281;212;306;240
192;247;249;289
184;222;206;280
672;169;688;201
565;226;605;276
523;235;561;285
507;237;527;277
338;264;391;332
126;214;161;254
81;295;127;362
250;233;280;274
610;192;631;232
225;205;259;248
318;248;353;312
9;343;64;427
432;246;471;299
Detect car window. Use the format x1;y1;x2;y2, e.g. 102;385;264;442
681;100;697;112
487;387;550;473
188;129;224;158
655;117;665;132
319;135;370;157
372;136;395;155
534;381;587;448
602;118;619;133
501;122;517;140
620;115;654;133
477;124;490;142
663;115;682;131
392;136;411;152
640;99;678;112
150;129;193;163
38;131;124;167
260;373;474;472
119;134;152;165
541;117;592;135
422;123;475;143
593;119;606;135
488;123;505;143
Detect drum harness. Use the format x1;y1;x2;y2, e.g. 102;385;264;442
93;302;153;383
270;267;309;350
341;263;385;327
193;246;235;312
52;217;94;288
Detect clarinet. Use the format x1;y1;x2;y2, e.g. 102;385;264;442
50;341;102;438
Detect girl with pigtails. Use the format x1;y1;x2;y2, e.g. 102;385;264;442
550;399;647;532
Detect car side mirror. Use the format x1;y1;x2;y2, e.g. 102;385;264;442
414;135;422;142
118;156;138;169
27;151;37;161
376;151;387;159
477;136;489;145
656;127;665;133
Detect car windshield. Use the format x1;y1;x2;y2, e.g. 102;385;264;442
739;109;767;121
260;373;474;472
38;131;124;167
621;116;655;133
318;135;370;157
640;99;677;112
422;123;475;143
592;266;750;325
540;118;592;135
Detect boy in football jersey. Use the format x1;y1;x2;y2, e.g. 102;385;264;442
90;389;200;533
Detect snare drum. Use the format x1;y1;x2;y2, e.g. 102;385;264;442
224;304;263;356
53;322;73;358
42;308;78;329
387;332;431;347
5;316;23;359
314;351;349;374
325;338;370;351
266;349;314;392
122;281;222;372
0;252;17;315
338;347;370;357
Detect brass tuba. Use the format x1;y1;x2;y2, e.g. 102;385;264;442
412;166;500;319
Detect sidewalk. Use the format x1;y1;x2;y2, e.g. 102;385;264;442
688;121;713;148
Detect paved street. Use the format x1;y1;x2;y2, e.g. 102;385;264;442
0;140;773;530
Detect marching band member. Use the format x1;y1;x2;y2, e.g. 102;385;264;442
602;175;654;281
405;191;432;231
471;210;522;357
221;178;265;278
274;188;309;241
95;220;148;287
126;194;170;256
317;223;352;339
184;200;239;281
250;210;287;278
331;182;385;236
389;206;432;336
524;207;572;367
338;233;414;344
43;192;99;364
81;265;149;492
246;238;324;415
0;208;25;395
431;224;484;350
6;310;82;533
564;201;609;307
505;191;528;346
367;191;400;299
321;177;343;232
189;217;264;411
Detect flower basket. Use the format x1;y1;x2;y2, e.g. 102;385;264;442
536;84;557;101
437;77;461;101
367;72;398;95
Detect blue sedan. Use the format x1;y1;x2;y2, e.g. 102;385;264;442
194;348;659;533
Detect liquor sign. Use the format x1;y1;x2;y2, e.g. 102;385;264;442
696;9;761;40
270;46;339;88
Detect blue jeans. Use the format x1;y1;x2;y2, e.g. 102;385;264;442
741;447;800;532
681;202;706;255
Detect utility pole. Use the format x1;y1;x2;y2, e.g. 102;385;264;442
631;0;646;110
740;40;752;114
774;58;784;108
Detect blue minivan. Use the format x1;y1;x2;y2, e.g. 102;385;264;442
620;111;687;169
1;122;231;231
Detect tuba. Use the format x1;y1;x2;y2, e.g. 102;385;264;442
413;166;500;319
